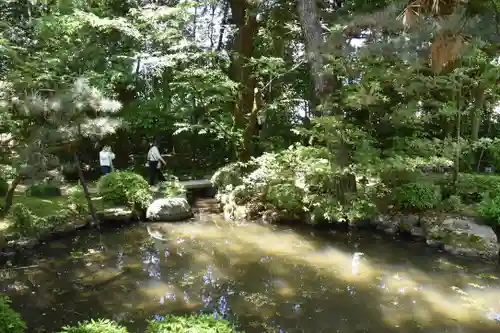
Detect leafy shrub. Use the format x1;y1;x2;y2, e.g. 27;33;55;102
146;314;242;333
28;182;62;198
98;172;152;209
452;174;500;204
8;203;38;236
266;183;303;213
158;174;186;198
0;296;26;333
58;319;128;333
211;161;256;193
0;177;8;196
478;194;500;227
442;195;463;213
393;182;441;212
0;164;16;180
379;168;424;189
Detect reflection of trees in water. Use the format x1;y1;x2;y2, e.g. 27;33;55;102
2;223;500;333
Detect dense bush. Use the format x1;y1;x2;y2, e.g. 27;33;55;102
28;182;62;198
216;145;381;223
8;203;38;236
452;174;500;204
478;194;500;227
211;161;256;191
146;314;242;333
0;296;26;333
393;182;441;212
97;172;152;209
158;174;186;198
0;177;8;196
58;319;128;333
8;202;74;238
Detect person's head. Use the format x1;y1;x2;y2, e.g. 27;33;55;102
150;139;157;147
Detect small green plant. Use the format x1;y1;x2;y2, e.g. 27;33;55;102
0;296;26;333
98;171;152;209
442;195;463;213
452;174;500;204
58;318;128;333
27;182;62;198
393;182;441;212
478;194;500;226
146;314;242;333
66;186;90;217
158;174;186;198
266;183;303;213
8;203;38;237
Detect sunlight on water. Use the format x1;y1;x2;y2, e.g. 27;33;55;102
2;213;500;333
147;219;500;329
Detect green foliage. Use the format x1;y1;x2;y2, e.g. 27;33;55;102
146;314;242;333
478;194;500;227
97;172;152;209
58;319;128;333
211;162;256;192
393;182;441;212
452;174;500;204
158;175;186;198
27;182;62;198
8;203;38;236
442;195;463;213
0;296;26;333
217;143;382;223
66;186;90;217
266;183;303;212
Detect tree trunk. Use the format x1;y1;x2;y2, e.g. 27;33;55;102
228;0;259;162
74;152;99;228
297;0;327;116
297;0;354;203
2;173;23;216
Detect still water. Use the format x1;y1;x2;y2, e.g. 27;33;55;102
1;203;500;333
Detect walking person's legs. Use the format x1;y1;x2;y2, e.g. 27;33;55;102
148;161;159;185
157;168;166;182
101;165;111;175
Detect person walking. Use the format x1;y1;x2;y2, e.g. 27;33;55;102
99;145;115;175
147;140;166;186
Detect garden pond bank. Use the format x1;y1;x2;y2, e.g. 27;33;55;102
1;204;500;333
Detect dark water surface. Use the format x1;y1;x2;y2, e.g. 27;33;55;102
2;205;500;333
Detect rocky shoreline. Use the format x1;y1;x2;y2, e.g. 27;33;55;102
220;196;500;262
3;193;499;263
0;195;195;255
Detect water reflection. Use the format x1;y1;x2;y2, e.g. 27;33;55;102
0;213;500;333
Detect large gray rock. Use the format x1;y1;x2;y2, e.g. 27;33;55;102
423;216;499;261
146;197;193;222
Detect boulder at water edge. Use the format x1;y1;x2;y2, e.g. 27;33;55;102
146;197;193;222
423;216;499;261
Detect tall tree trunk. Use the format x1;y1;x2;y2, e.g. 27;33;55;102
469;86;485;169
228;0;259;162
297;0;354;204
74;152;99;228
297;0;326;116
2;173;22;216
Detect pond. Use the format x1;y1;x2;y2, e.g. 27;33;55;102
2;202;500;333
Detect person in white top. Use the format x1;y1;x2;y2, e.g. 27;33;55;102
99;145;115;175
147;140;166;185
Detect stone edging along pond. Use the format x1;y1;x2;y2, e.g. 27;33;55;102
1;195;195;255
222;201;500;263
3;197;500;264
